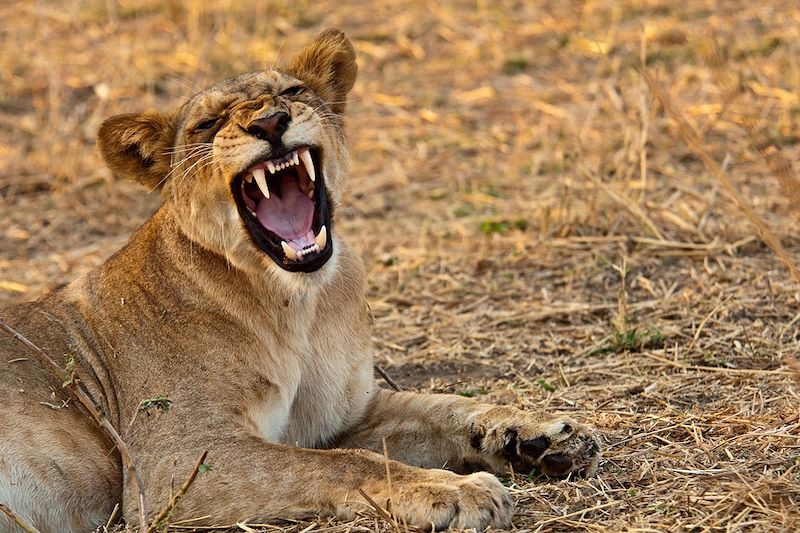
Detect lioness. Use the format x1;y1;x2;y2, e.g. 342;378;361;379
0;29;600;532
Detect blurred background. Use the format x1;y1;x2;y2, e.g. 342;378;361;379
1;1;799;531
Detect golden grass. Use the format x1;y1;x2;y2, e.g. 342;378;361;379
2;0;800;531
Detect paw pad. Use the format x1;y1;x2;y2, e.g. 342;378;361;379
520;435;550;457
541;453;573;475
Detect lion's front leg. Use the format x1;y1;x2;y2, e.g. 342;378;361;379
127;430;513;531
335;389;601;478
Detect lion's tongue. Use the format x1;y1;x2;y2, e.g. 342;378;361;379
255;175;314;242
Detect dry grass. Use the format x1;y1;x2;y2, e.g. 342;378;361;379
2;0;800;531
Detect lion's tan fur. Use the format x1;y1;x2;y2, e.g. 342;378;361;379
0;29;600;532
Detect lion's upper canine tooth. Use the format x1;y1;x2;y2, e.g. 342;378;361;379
281;241;297;260
252;168;269;199
299;149;315;182
266;161;276;174
314;225;327;249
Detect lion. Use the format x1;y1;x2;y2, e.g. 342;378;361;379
0;29;601;532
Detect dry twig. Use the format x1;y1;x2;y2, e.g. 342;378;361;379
0;502;42;533
374;364;403;391
146;451;209;533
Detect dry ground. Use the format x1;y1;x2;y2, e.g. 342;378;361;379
2;0;800;531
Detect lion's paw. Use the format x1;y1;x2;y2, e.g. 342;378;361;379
370;471;513;531
472;412;601;478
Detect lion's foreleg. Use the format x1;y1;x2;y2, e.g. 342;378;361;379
125;432;512;530
334;389;602;477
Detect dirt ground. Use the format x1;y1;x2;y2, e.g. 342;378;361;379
2;0;800;531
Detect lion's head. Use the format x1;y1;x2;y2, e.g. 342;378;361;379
97;29;356;275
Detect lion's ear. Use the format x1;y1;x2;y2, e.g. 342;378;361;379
284;29;357;114
97;111;176;191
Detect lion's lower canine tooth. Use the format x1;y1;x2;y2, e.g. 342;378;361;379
252;168;269;199
314;225;327;249
281;241;297;260
299;149;315;182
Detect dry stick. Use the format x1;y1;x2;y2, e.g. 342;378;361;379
380;438;400;532
638;65;800;287
0;317;149;533
374;364;403;391
0;502;42;533
357;489;396;525
640;352;792;376
353;439;405;533
104;503;120;532
146;450;209;533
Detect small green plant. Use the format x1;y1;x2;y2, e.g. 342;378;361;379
703;352;734;368
479;218;528;234
198;463;213;473
457;386;488;398
649;501;668;514
593;327;664;355
453;203;474;218
628;488;638;497
537;378;557;393
138;395;172;414
525;467;541;481
498;475;514;487
502;56;530;74
63;353;76;386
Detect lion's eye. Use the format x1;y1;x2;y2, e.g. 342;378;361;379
193;118;219;131
280;86;305;97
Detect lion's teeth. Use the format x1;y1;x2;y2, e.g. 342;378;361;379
266;161;276;174
296;244;319;259
299;149;315;182
293;152;300;166
252;168;269;199
244;173;253;183
281;241;297;260
314;225;327;249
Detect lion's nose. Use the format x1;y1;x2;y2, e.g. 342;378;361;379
246;112;291;144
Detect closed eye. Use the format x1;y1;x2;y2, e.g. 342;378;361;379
193;118;219;131
280;85;306;97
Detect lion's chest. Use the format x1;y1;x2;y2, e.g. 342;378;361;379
244;301;374;448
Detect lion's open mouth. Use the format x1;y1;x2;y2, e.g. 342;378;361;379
232;147;333;272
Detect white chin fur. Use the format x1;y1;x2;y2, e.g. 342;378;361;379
266;242;340;294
